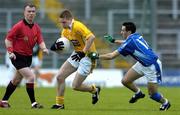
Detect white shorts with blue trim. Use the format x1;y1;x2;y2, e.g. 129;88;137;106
132;59;162;83
67;51;92;77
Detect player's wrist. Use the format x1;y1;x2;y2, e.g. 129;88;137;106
110;39;115;43
7;47;13;54
82;51;87;55
78;51;85;58
108;36;115;43
42;48;47;51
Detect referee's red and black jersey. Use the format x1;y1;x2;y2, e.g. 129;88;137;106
6;19;44;56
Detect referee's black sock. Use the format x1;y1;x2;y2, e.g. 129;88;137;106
26;83;36;104
2;81;17;100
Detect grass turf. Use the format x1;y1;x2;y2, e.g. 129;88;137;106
0;87;179;115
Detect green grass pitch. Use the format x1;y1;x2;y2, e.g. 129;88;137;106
0;87;179;115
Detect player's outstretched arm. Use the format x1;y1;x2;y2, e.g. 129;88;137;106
88;50;120;60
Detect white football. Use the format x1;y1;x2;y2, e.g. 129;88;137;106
56;37;70;52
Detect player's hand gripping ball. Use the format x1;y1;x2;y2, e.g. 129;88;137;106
50;37;70;53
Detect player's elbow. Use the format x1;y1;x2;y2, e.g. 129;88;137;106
5;39;12;47
88;35;95;41
5;39;9;45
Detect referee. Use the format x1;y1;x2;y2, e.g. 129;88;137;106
0;3;49;109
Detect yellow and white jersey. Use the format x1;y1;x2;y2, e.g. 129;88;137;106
61;19;96;53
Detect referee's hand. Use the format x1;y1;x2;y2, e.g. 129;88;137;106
42;48;49;55
9;52;16;60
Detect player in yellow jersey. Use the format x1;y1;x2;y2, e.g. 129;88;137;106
50;9;101;109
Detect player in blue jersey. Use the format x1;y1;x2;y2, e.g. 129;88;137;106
89;22;171;111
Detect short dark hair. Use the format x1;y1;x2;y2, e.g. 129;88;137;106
122;22;136;34
24;3;36;9
59;9;73;19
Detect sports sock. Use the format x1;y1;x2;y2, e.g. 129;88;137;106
31;102;38;106
163;98;168;105
56;96;64;105
150;92;162;102
26;83;36;103
135;88;141;94
2;81;17;100
91;84;97;94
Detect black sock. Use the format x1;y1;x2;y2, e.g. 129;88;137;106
26;83;36;104
2;81;17;100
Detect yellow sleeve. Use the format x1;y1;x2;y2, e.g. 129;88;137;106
38;50;43;60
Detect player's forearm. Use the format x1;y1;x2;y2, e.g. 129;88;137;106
99;53;114;60
39;42;47;50
99;50;119;60
83;35;95;53
5;39;13;53
114;40;125;44
39;42;49;54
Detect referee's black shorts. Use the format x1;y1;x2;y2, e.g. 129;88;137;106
11;52;32;70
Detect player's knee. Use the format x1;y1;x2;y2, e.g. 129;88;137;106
72;83;80;91
150;92;162;102
28;76;35;82
56;76;65;83
72;86;78;91
121;78;128;86
12;77;22;85
11;79;21;85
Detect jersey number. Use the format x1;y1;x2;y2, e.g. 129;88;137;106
136;37;149;49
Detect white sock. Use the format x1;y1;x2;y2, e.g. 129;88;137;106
2;100;8;103
31;102;37;106
163;98;168;105
135;88;141;94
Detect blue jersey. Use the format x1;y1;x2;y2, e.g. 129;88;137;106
117;33;158;66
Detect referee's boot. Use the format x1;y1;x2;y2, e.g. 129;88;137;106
92;86;101;104
31;102;43;109
51;104;65;109
0;100;10;108
129;91;145;103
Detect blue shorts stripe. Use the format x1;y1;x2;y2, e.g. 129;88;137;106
154;62;162;83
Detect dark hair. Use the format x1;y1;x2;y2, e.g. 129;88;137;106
24;3;36;9
59;9;73;19
122;22;136;34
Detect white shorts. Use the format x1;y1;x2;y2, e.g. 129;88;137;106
132;59;162;83
67;51;92;77
31;56;42;67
